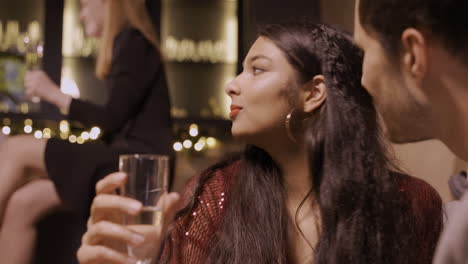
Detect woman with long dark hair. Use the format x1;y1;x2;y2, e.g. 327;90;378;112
77;20;442;264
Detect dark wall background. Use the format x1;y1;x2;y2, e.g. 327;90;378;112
41;0;64;119
240;0;320;59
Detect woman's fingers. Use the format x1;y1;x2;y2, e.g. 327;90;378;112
81;192;182;264
24;86;35;98
24;72;37;97
24;70;42;88
80;221;143;264
91;172;133;223
84;173;182;264
85;221;145;247
77;244;135;264
24;70;36;85
95;172;127;195
139;192;182;254
161;192;182;230
90;194;142;224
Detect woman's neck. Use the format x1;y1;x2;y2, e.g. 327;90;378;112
267;142;319;264
267;143;312;203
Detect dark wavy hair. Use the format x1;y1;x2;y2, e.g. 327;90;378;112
358;0;468;65
169;21;416;263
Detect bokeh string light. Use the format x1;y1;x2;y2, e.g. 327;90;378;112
173;123;219;153
0;118;101;143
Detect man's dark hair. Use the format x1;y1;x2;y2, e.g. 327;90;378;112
359;0;468;64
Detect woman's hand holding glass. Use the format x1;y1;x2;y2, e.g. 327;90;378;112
24;70;72;111
77;172;181;264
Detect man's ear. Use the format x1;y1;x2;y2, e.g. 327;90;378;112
401;28;428;79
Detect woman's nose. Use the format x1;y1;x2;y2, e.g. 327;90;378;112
225;75;241;97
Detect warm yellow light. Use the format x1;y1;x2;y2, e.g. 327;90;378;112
69;135;77;143
91;127;100;134
60;132;69;140
2;126;11;135
90;127;100;139
194;142;204;151
189;128;199;137
173;142;183;152
60;120;70;133
189;124;199;137
81;132;90;140
19;103;29;114
197;138;206;147
28;21;41;44
183;140;193;149
34;130;43;139
4;21;19;50
3;118;11;126
207;137;217;148
43;128;52;139
24;119;33;126
24;125;32;134
77;136;85;144
0;103;7;113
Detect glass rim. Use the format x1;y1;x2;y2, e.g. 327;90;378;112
119;154;170;161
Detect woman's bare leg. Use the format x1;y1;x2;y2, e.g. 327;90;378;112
0;179;60;264
0;135;48;222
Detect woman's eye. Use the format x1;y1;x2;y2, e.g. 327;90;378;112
252;67;264;75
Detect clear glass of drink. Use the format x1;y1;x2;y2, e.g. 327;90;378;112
23;36;42;110
119;154;170;264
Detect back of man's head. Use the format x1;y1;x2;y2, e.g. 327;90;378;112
358;0;468;65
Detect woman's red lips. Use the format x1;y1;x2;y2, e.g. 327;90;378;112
230;105;242;111
230;105;242;119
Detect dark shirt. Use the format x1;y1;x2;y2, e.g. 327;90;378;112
68;26;173;154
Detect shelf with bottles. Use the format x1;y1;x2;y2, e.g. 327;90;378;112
0;20;44;115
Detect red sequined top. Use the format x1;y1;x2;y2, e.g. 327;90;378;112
161;162;443;263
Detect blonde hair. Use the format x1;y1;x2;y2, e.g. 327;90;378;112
96;0;160;80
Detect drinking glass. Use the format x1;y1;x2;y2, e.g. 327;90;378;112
0;21;3;50
24;37;43;105
119;154;170;264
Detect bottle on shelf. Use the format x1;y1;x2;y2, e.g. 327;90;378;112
0;20;43;114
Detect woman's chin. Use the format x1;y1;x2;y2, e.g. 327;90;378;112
232;131;260;147
231;131;244;140
231;128;249;141
85;26;102;38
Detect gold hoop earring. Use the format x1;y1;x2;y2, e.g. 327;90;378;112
285;108;307;143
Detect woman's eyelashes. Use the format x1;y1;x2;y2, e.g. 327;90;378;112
252;66;265;76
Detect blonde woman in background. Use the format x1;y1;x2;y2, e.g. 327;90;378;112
0;0;173;263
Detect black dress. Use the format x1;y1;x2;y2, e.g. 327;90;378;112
33;27;173;264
